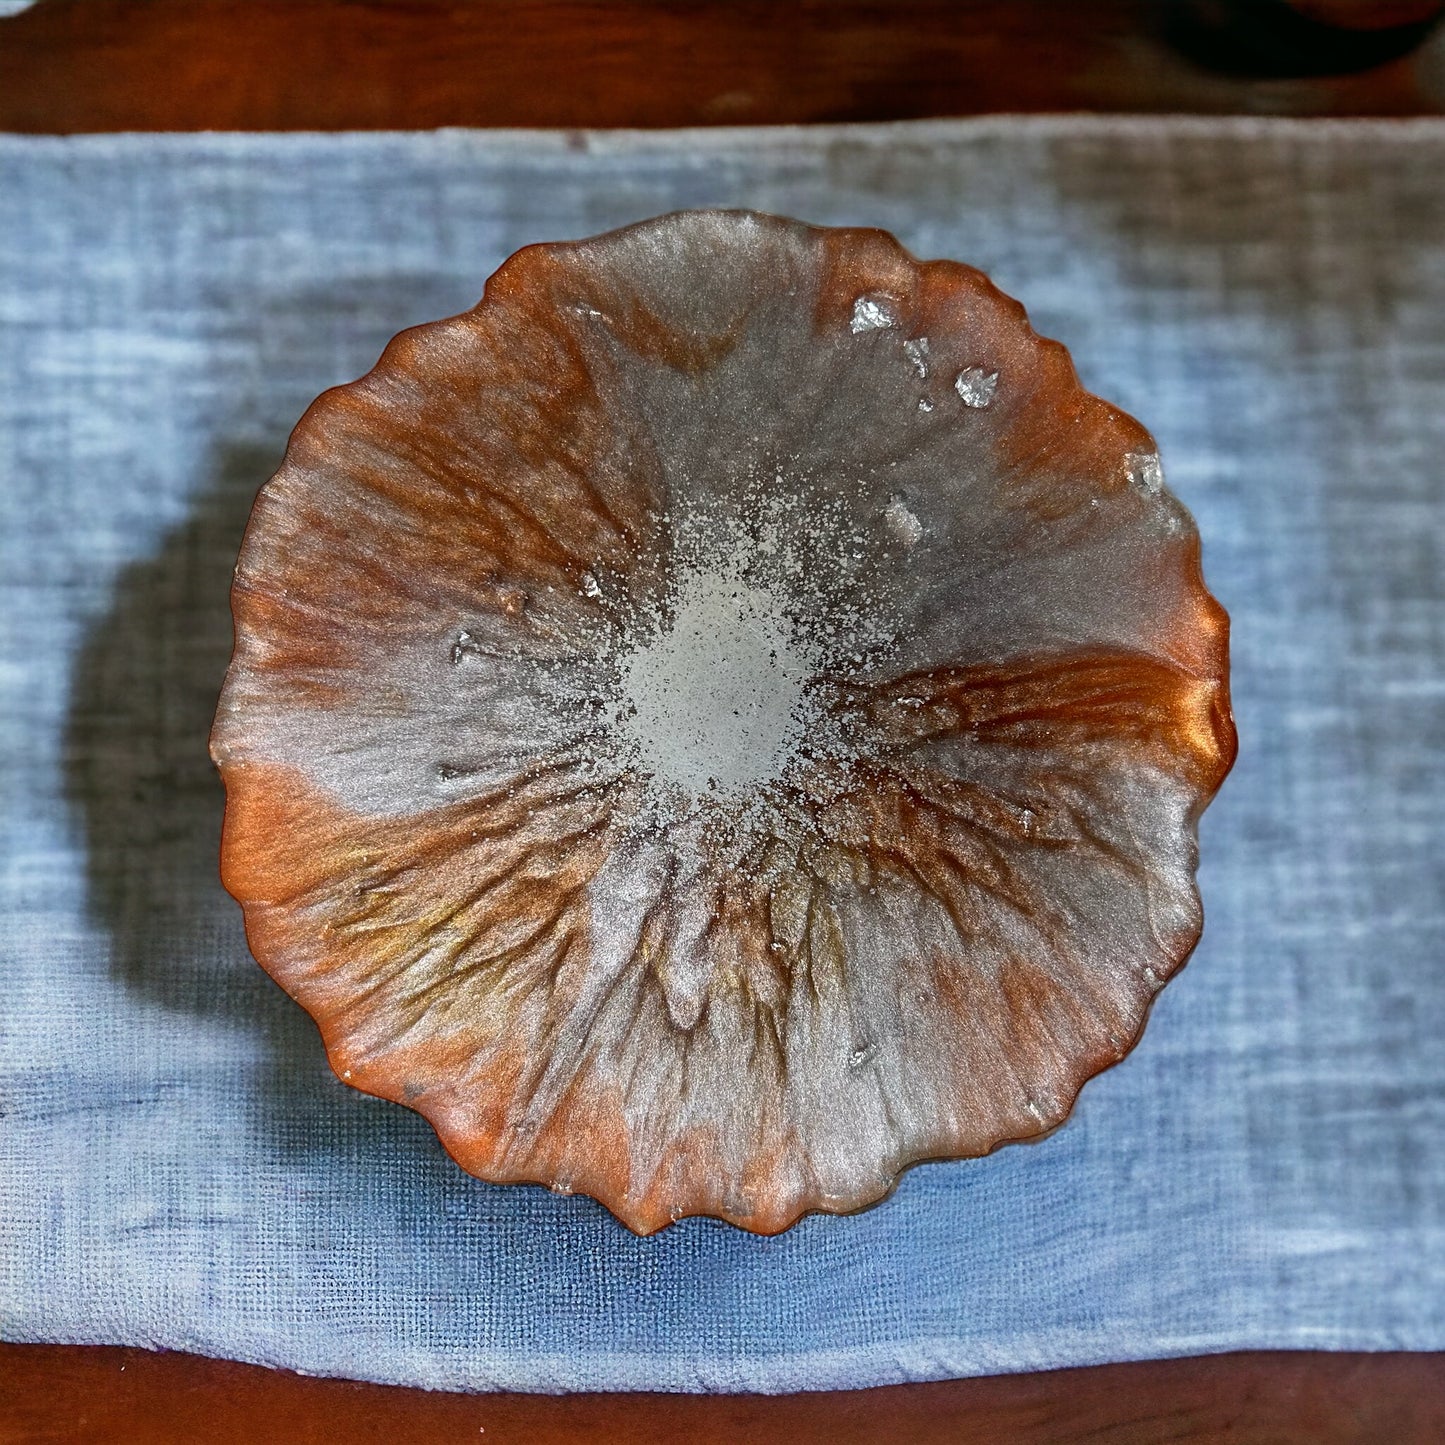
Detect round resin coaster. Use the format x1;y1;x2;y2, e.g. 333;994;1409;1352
211;211;1235;1235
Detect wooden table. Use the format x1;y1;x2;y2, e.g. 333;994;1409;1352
3;3;1443;1440
2;0;1444;128
4;1344;1443;1442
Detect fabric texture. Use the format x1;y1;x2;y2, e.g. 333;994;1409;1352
1;119;1441;1393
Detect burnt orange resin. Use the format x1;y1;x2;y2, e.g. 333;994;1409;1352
212;212;1234;1235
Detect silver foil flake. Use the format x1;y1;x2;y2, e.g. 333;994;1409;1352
954;367;999;408
850;295;897;333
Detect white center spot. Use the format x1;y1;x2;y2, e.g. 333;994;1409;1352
616;568;811;796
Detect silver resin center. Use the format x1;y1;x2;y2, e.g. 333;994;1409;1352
616;567;811;796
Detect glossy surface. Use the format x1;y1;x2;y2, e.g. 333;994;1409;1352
212;212;1234;1233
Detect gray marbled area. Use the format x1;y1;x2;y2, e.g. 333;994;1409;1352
1;120;1441;1391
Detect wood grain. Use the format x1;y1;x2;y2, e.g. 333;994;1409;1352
0;0;1442;134
1;1345;1441;1443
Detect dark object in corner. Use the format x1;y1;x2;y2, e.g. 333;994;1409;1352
1165;0;1444;76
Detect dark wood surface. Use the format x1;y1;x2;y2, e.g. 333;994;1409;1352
4;1;1443;1440
1;0;1444;133
2;1345;1442;1444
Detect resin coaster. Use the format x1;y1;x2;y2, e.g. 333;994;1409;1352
211;211;1234;1234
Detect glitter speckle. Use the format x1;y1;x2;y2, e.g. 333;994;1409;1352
1128;452;1165;495
883;497;924;549
450;630;483;664
850;295;897;334
955;368;999;408
903;336;930;377
848;1041;879;1071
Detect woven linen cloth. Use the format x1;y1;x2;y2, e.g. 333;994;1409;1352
1;119;1442;1393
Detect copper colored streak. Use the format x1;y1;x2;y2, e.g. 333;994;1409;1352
212;212;1236;1234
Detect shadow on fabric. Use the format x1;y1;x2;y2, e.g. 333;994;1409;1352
58;277;519;1178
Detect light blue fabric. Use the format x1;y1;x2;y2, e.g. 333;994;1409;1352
1;121;1441;1393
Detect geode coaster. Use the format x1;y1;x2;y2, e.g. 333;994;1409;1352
211;211;1235;1235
